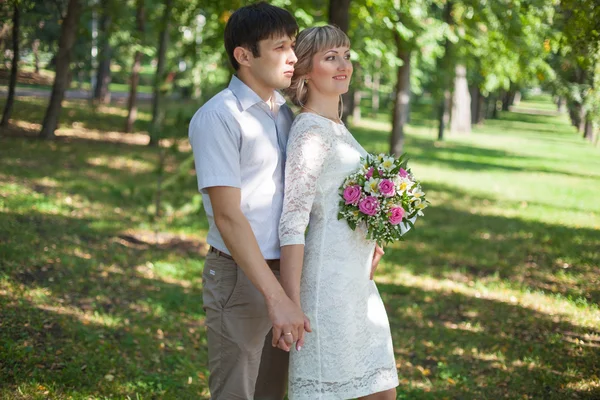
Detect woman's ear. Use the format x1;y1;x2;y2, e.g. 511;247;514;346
233;46;252;68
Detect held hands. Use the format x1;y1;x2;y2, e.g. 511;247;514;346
370;244;385;280
268;294;312;352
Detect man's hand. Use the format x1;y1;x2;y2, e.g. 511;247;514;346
268;294;310;352
278;314;311;351
370;244;385;280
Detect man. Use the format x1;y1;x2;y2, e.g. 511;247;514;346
188;3;308;399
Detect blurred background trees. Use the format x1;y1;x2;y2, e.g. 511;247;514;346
0;0;598;148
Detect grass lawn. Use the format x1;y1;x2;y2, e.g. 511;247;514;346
0;94;598;399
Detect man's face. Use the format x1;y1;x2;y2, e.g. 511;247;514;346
248;35;297;90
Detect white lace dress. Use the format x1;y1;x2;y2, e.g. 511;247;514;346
279;113;399;399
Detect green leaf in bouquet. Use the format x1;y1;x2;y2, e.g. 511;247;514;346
348;219;357;231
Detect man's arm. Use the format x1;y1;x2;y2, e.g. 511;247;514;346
207;186;306;350
279;243;311;350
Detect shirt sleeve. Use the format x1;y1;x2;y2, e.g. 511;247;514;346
279;121;332;246
188;111;241;193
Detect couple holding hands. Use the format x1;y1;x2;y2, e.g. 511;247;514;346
189;2;398;399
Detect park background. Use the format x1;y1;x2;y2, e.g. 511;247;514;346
0;0;599;399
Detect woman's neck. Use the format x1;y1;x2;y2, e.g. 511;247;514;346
303;93;341;122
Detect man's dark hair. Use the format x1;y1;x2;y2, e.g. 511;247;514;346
224;2;298;70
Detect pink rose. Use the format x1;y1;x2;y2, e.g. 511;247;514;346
398;168;408;178
378;179;395;197
343;185;362;205
365;167;374;179
358;196;379;216
389;207;405;225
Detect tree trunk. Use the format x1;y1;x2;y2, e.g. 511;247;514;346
476;90;486;124
328;0;351;122
556;96;566;113
513;90;521;106
1;4;19;127
352;90;362;122
372;59;381;116
390;33;411;155
438;90;451;140
450;64;471;134
501;89;512;111
39;0;81;138
492;94;499;119
470;85;478;124
148;0;172;146
125;0;146;133
328;0;350;32
583;112;593;141
33;39;40;73
577;104;585;132
437;0;454;140
93;0;112;104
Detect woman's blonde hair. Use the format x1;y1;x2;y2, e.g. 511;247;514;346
286;25;350;106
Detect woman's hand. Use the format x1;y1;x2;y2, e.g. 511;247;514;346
370;244;385;280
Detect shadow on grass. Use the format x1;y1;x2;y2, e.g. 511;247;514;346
351;123;599;180
0;211;209;398
380;282;600;400
385;181;600;304
0;97;199;137
0;136;207;232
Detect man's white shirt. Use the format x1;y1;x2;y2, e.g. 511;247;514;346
189;75;293;259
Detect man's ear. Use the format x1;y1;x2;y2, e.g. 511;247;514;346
233;46;252;68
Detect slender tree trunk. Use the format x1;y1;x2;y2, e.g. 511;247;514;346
1;4;19;127
125;0;146;133
450;64;471;134
438;90;451;140
470;85;478;124
492;94;499;119
352;90;362;122
39;0;81;138
477;90;486;124
390;32;411;155
328;0;351;122
328;0;350;32
372;59;381;116
556;96;565;113
437;0;454;140
501;89;513;111
33;39;40;73
148;0;172;146
577;104;585;132
583;113;593;141
93;0;112;104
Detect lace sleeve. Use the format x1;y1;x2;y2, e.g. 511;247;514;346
279;120;332;246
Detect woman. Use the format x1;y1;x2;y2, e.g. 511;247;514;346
278;25;398;400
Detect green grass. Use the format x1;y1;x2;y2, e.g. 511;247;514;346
0;94;599;399
1;82;154;95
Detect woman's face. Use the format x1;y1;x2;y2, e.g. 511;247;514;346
306;45;353;97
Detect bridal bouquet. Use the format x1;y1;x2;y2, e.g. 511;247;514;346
337;153;428;246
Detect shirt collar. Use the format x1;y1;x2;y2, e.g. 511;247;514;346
229;75;286;111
